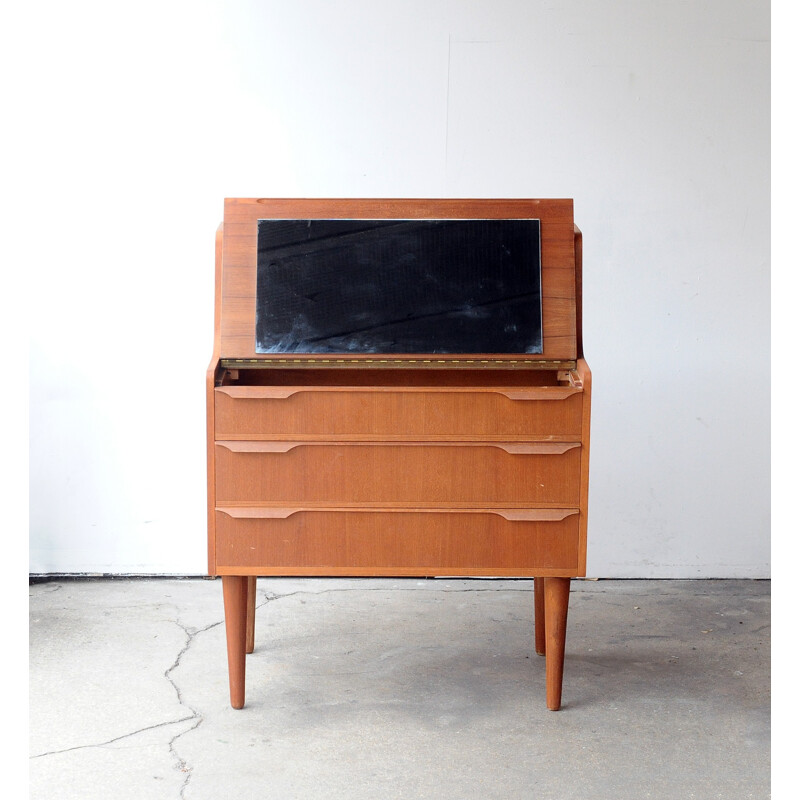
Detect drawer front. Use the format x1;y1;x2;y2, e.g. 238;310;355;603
215;441;581;506
215;386;583;439
215;508;580;575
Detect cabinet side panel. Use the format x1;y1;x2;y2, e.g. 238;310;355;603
576;358;591;576
207;367;218;574
574;225;584;359
207;223;224;575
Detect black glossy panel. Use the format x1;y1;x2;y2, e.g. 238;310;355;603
256;219;542;354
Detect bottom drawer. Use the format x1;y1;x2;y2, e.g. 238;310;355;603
214;508;580;577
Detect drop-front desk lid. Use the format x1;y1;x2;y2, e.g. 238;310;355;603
217;199;581;370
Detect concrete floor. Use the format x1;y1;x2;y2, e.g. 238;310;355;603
29;578;769;799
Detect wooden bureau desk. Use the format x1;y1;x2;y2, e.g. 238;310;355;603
207;198;590;711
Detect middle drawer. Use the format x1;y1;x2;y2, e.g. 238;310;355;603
215;441;581;506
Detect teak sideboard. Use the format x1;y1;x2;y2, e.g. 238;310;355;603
207;198;591;711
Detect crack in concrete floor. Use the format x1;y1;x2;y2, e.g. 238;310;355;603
165;618;217;798
29;716;197;760
166;588;283;797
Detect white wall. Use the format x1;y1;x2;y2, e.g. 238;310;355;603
21;0;770;577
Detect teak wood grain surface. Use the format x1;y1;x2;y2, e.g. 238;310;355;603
207;199;591;711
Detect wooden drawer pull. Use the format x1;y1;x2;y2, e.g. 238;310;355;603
217;506;580;522
217;441;298;453
497;509;578;521
217;386;299;399
495;442;580;455
216;440;580;455
217;386;581;400
497;388;581;400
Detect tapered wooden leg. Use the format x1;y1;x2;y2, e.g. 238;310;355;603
544;577;571;711
245;576;257;654
222;575;248;709
534;577;546;656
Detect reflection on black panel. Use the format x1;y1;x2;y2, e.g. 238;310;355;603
255;219;542;355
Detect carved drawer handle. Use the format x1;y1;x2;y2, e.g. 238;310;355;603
217;506;580;522
217;386;299;399
495;442;580;455
216;441;580;455
497;388;581;400
217;386;582;400
217;441;299;453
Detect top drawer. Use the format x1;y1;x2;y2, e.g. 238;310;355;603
215;384;583;439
